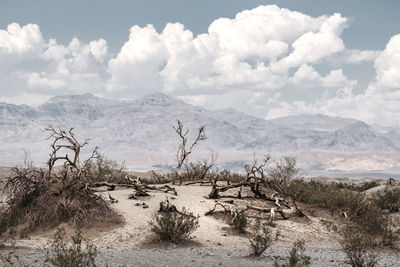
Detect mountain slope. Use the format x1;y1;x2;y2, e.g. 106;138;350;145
0;93;399;171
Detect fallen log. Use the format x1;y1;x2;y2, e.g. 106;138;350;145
91;182;178;197
245;204;288;220
184;179;213;186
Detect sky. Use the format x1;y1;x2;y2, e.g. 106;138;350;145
0;0;400;126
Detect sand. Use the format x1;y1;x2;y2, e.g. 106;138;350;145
1;184;400;266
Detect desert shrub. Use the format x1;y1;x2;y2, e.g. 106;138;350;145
216;169;246;184
249;220;272;257
2;167;119;232
83;153;127;184
0;127;121;233
266;157;300;195
284;179;398;247
182;160;214;181
284;180;368;216
374;186;400;213
45;228;97;267
336;181;380;192
149;204;199;243
338;225;380;267
140;171;172;185
231;210;247;232
274;240;311;267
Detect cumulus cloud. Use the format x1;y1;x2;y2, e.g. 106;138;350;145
108;5;351;97
0;23;109;98
0;23;43;54
0;5;399;127
373;34;400;89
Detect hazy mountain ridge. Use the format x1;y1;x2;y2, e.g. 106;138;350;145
1;93;400;173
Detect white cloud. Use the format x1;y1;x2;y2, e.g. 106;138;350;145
0;5;400;127
0;23;109;95
0;23;43;54
107;24;167;95
373;34;400;89
107;5;351;97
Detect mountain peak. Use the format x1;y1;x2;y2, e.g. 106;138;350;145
135;92;184;107
342;121;372;132
45;93;100;104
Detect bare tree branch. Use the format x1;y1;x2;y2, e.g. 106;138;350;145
173;120;206;185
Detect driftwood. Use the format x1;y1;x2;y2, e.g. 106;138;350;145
184;179;213;186
205;201;233;215
245;205;288;220
204;155;309;222
91;182;177;199
204;201;288;220
159;198;196;217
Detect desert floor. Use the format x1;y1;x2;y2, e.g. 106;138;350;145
1;182;400;266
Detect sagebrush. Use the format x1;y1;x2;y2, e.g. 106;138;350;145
150;203;199;243
249;220;272;257
45;228;97;267
274;239;311;267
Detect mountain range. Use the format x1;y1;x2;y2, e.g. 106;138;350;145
1;93;400;176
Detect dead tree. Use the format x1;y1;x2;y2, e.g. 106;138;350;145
206;155;307;221
173;120;206;185
46;126;98;174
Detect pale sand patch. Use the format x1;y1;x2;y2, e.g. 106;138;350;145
12;184;336;250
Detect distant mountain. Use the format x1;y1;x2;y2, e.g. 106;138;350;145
268;113;357;131
315;122;398;152
1;93;400;173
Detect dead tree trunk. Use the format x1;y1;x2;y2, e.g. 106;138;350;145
173;120;206;185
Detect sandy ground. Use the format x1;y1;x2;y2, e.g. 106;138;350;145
1;184;400;266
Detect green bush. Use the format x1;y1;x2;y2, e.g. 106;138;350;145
338;225;379;267
231;210;247;233
274;240;311;267
45;228;97;267
149;206;199;243
249;220;272;257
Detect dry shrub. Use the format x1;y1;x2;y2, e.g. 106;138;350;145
216;169;246;184
249;220;272;257
338;225;380;267
3;167;119;232
150;202;199;243
83;153;127;184
45;228;97;267
284;179;399;248
336;181;380;192
231;210;247;232
266;157;300;195
182;160;214;181
374;186;400;213
274;240;311;267
0;127;122;233
140;171;172;185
